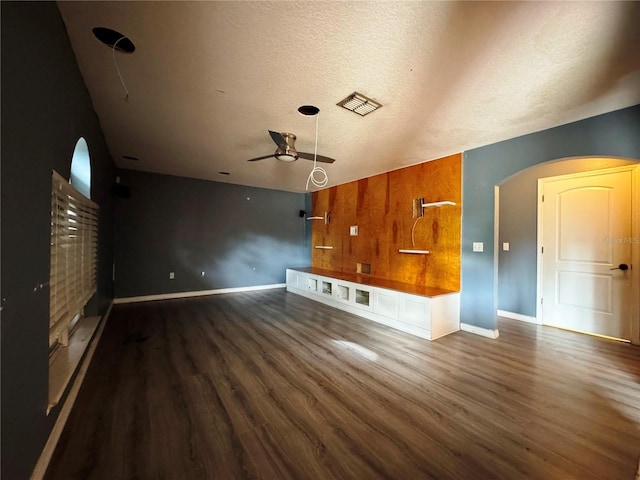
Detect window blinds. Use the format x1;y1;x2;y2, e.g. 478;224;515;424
50;170;98;348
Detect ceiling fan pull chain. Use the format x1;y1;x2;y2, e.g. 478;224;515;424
112;36;130;102
306;113;328;190
314;112;319;161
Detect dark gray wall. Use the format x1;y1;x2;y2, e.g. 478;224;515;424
498;157;636;317
1;3;116;479
462;105;640;330
114;170;309;298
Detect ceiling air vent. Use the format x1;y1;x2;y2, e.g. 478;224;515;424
337;92;382;117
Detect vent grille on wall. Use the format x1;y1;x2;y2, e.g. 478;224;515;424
337;92;382;116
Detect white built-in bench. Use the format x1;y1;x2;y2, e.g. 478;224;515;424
286;268;460;340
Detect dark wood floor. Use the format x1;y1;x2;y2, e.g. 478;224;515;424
45;289;640;480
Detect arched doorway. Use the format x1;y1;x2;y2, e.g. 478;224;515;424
495;157;639;342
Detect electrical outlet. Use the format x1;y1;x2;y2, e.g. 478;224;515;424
472;242;484;253
169;272;175;279
350;226;358;236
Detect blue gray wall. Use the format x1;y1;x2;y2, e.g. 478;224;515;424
462;105;640;330
114;170;309;298
1;2;116;479
498;157;636;317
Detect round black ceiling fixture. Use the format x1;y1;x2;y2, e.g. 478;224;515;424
92;27;135;53
297;105;320;116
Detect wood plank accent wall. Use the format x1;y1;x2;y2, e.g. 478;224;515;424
311;154;461;291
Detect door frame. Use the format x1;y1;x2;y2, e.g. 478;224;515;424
536;164;640;344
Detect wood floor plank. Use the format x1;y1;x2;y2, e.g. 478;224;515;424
45;289;640;480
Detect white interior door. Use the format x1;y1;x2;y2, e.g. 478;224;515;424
540;168;633;340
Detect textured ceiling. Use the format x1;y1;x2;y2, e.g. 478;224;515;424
57;1;640;193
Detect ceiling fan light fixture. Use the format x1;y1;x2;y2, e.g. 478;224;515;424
337;92;382;116
275;153;298;162
274;133;299;161
246;130;334;164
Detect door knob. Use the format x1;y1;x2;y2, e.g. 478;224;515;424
610;263;629;271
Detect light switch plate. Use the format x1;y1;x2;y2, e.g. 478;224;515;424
473;242;484;252
502;242;510;251
350;226;358;236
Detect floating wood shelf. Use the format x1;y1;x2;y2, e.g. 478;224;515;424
422;201;456;208
399;249;430;254
307;211;330;224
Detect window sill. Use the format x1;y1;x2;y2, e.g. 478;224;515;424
48;316;101;413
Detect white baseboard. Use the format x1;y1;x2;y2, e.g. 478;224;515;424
30;301;113;480
460;322;500;339
497;309;538;324
113;283;286;304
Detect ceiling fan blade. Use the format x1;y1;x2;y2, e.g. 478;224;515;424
298;152;336;164
268;130;288;149
247;154;275;162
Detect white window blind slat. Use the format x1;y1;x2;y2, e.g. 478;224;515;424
49;170;99;348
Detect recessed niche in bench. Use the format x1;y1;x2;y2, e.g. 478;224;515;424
322;281;333;295
355;289;370;307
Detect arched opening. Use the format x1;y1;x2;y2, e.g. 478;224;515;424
70;137;91;198
494;156;639;334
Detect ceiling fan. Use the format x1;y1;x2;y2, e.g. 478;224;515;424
247;130;335;163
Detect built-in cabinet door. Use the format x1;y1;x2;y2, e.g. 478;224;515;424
399;295;431;329
374;290;399;320
286;269;297;287
286;270;308;291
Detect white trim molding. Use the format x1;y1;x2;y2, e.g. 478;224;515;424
460;322;500;339
497;310;538;324
114;283;286;304
31;301;113;480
